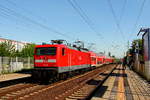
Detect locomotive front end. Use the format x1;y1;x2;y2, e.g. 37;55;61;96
34;46;57;68
32;45;59;80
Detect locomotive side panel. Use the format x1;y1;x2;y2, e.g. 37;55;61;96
70;49;91;70
58;48;91;73
57;47;71;73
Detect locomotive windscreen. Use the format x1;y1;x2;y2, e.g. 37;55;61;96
36;47;57;55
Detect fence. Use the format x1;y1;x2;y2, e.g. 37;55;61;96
0;57;34;74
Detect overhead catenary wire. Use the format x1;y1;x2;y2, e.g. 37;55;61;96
5;0;47;23
69;0;115;55
0;7;39;36
4;0;75;41
67;0;118;55
106;0;128;56
0;3;74;40
0;6;32;27
109;0;127;46
72;0;94;26
67;0;103;39
119;0;127;23
128;0;146;41
107;0;126;41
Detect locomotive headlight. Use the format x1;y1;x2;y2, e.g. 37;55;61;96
48;59;56;63
35;59;43;63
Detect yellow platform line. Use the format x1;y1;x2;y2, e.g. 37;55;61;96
117;68;126;100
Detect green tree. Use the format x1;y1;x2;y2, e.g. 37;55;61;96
112;55;115;58
13;50;21;57
0;40;15;57
129;39;142;55
20;44;35;57
126;39;144;63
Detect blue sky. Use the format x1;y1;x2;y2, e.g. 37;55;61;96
0;0;150;58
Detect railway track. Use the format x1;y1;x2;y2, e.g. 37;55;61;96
0;64;117;100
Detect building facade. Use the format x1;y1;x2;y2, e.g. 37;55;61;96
0;38;29;51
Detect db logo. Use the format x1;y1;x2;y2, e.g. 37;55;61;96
79;56;82;60
43;57;48;62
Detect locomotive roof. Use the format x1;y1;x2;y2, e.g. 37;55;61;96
35;44;89;53
35;44;67;48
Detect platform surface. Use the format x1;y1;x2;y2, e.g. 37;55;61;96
91;65;150;100
0;73;31;82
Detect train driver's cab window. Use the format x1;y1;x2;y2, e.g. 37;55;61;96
36;47;56;55
62;48;65;56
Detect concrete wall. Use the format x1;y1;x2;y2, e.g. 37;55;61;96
0;57;33;74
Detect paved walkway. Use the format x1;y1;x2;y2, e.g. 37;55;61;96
0;73;31;82
91;65;150;100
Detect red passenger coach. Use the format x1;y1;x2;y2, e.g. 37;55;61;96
104;57;114;64
89;51;97;66
97;56;104;64
89;52;105;67
32;40;91;80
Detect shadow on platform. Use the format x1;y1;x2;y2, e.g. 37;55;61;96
14;69;32;74
93;86;108;97
100;70;127;77
86;79;102;85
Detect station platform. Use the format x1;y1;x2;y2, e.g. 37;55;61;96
0;73;31;82
91;65;150;100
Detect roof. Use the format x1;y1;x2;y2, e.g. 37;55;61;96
0;37;30;44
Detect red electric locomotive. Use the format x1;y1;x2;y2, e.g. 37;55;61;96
32;40;91;80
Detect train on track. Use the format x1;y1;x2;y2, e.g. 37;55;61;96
32;40;114;81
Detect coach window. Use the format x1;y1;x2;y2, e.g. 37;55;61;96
62;48;65;56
